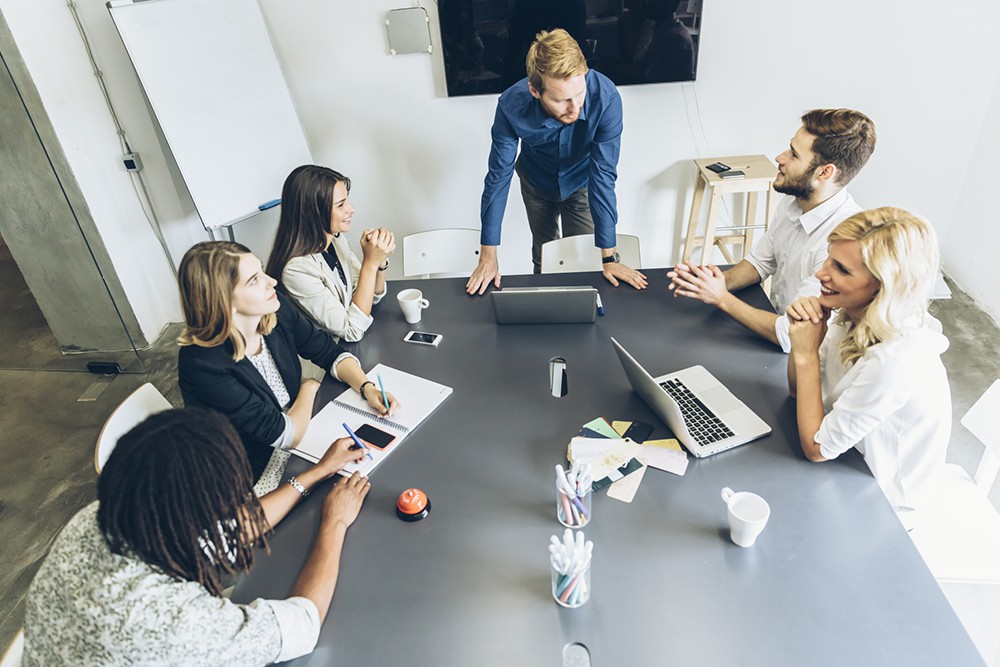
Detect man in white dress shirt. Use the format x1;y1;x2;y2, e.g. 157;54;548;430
667;108;877;352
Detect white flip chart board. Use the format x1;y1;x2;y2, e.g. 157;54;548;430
108;0;312;230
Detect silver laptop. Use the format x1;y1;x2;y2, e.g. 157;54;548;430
611;337;771;457
491;286;597;324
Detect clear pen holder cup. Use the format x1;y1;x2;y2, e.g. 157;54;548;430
551;556;591;608
557;483;592;528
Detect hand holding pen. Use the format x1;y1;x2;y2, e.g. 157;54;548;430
315;436;367;475
361;377;400;416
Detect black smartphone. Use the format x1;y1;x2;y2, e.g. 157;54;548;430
354;423;396;450
706;161;731;173
622;421;654;443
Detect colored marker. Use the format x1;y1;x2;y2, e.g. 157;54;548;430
596;294;605;317
258;198;281;211
376;373;389;412
342;422;373;460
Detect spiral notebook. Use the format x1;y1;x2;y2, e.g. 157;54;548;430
291;364;453;477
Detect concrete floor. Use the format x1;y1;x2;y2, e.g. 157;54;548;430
1;258;998;657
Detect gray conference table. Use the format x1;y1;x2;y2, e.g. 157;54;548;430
234;270;980;666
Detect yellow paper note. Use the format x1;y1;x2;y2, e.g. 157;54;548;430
608;465;647;503
611;420;631;437
643;438;682;452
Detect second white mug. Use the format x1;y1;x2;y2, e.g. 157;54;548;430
721;487;770;547
397;288;429;324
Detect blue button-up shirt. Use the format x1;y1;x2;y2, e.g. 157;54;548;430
480;69;623;249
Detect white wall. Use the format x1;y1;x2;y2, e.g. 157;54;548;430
944;72;1000;324
2;0;1000;337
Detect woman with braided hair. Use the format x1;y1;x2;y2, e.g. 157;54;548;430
23;408;370;666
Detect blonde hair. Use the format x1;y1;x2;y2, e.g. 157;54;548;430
525;29;588;93
828;207;938;366
177;241;276;361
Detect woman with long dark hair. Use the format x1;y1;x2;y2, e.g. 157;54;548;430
266;165;395;342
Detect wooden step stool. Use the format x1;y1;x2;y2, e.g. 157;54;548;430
682;155;778;265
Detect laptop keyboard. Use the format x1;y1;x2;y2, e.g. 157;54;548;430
660;379;735;444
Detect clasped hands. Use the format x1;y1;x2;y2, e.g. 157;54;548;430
667;261;729;305
786;296;830;354
360;228;396;266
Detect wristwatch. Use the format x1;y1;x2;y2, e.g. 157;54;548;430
288;476;309;497
601;251;621;264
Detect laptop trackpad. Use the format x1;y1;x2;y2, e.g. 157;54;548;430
703;386;743;415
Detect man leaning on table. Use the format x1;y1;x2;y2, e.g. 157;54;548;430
668;108;876;352
466;28;647;295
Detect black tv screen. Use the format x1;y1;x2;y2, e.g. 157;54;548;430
439;0;703;97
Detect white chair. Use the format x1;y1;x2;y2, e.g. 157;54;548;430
908;380;1000;665
402;229;481;278
94;383;172;473
1;630;22;667
962;380;1000;496
540;234;641;274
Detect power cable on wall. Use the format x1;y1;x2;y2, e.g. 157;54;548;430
66;0;177;276
682;80;736;230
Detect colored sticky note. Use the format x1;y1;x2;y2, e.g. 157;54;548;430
580;417;619;439
611;420;631;437
644;438;682;451
608;465;647;503
638;445;689;476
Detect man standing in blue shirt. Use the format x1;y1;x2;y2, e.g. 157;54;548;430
466;29;647;294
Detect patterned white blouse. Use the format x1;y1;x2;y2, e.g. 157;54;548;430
24;503;320;666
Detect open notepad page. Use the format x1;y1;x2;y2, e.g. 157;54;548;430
291;364;453;477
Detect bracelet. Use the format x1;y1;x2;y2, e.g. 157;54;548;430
377;259;390;272
288;476;309;497
359;380;376;398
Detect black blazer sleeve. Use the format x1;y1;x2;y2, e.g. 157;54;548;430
275;292;346;373
177;295;349;479
178;344;286;466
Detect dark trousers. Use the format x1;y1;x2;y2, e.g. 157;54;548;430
517;163;594;273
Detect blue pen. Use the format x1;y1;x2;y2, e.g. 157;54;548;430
258;198;281;211
376;373;389;412
342;423;373;460
596;294;605;317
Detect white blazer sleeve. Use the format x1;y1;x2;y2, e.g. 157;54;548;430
282;256;374;343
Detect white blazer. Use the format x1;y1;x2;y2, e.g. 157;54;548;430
281;234;385;342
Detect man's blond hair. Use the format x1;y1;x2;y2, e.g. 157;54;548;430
525;29;588;93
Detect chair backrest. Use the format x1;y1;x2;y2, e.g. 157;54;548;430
402;229;481;278
541;234;641;274
962;379;1000;492
95;383;172;473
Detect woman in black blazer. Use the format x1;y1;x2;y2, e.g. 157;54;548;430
177;241;398;488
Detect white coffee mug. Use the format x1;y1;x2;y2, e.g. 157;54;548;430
397;288;429;324
721;487;770;547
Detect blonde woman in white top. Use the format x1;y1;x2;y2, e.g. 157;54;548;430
266;165;396;342
786;207;950;529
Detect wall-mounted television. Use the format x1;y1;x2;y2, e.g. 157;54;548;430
439;0;703;97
